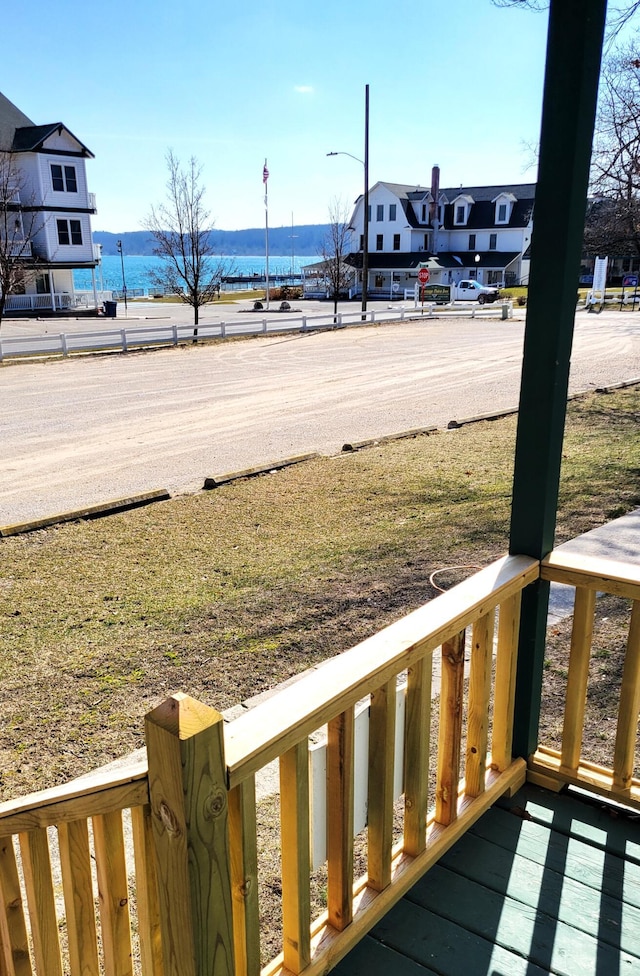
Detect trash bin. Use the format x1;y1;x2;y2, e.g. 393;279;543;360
103;300;117;318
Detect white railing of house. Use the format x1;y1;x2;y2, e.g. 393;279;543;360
4;293;74;311
0;303;514;362
7;241;32;258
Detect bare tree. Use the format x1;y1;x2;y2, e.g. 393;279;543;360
319;198;354;317
145;150;234;333
587;44;640;258
0;151;41;330
491;0;640;38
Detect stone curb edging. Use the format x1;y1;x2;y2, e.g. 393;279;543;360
595;377;640;393
342;425;438;452
0;488;171;538
445;379;640;430
203;452;321;489
447;407;519;430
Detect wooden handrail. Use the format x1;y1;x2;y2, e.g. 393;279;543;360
541;550;640;599
0;753;148;836
225;554;539;788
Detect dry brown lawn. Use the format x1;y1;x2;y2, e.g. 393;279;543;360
0;387;638;802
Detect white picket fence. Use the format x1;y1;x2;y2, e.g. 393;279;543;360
0;303;512;362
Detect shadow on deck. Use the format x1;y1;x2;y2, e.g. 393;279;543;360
334;783;640;975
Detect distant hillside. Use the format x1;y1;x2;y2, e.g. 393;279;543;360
93;225;331;257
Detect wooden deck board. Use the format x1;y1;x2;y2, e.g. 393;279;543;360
331;785;640;975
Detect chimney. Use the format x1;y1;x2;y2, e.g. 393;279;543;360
430;165;440;223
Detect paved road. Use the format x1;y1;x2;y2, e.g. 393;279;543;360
1;310;638;527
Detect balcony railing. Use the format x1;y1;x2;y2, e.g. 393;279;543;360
0;549;637;976
4;292;73;311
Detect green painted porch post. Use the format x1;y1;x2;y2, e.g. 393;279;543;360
510;0;607;759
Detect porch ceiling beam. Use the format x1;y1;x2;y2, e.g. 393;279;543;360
509;0;607;759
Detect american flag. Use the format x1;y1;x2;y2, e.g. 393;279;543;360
263;161;269;184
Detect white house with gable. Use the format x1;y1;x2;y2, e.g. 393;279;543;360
304;167;534;300
0;90;101;314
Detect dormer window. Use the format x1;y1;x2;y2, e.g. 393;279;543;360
452;194;474;226
493;193;516;224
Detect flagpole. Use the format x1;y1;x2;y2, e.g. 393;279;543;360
263;158;270;311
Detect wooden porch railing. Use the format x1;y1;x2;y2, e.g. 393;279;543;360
529;550;640;810
0;554;535;976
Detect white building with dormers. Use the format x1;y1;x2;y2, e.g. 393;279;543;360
0;90;100;314
305;167;534;300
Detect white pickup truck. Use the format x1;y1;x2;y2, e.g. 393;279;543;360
450;280;500;304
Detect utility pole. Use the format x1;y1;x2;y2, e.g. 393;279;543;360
116;239;128;317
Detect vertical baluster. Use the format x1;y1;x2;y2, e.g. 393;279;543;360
228;777;260;976
130;805;163;976
404;656;432;856
561;587;596;772
280;741;311;974
436;631;465;825
492;593;522;772
92;811;133;976
327;708;355;930
466;611;495;797
0;834;32;976
58;819;100;976
613;601;640;793
18;828;63;976
368;679;396;891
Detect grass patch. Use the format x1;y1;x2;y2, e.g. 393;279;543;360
0;387;638;799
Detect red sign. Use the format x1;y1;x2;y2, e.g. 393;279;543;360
418;268;430;284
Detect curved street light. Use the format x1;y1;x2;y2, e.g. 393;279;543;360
326;85;369;317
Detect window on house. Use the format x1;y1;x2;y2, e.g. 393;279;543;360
498;203;507;222
389;204;396;221
51;164;78;192
375;275;384;288
468;234;476;249
376;234;383;250
421;204;427;222
424;233;430;250
455;205;466;224
367;205;371;222
489;233;497;250
393;234;400;251
376;204;384;221
57;218;83;245
360;234;364;251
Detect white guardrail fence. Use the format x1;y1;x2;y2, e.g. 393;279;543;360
0;302;512;362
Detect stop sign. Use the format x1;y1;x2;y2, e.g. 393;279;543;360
418;268;430;284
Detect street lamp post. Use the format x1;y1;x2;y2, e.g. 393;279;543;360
327;83;370;318
475;253;481;282
116;239;128;316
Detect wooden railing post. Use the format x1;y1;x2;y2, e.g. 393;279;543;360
145;694;235;976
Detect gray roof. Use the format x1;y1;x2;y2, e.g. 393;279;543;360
378;180;535;204
0;91;34;151
0;91;93;157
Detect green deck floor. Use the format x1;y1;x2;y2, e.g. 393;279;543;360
332;785;640;976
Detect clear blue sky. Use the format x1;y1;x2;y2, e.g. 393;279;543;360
4;0;553;233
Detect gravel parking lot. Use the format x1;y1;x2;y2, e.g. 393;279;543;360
1;309;638;527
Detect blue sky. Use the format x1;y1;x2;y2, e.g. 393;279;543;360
4;0;552;233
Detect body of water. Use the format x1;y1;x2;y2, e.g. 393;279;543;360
74;254;317;293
